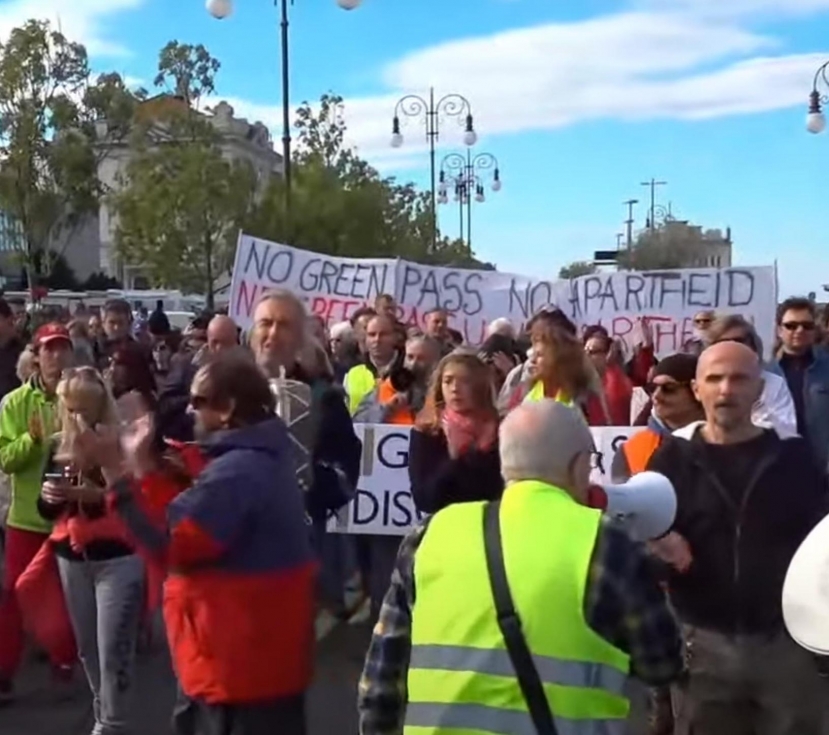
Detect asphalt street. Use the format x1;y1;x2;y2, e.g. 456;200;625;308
0;609;648;735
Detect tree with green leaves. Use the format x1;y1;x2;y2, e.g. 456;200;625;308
558;260;598;279
0;20;139;290
111;42;256;308
247;92;489;268
618;219;729;271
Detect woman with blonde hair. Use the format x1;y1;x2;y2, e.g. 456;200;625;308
502;309;610;425
409;351;503;515
37;366;144;735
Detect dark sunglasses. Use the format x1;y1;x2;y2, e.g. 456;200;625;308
646;381;688;396
782;321;816;332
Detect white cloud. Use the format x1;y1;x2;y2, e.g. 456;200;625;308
0;0;142;57
215;7;828;170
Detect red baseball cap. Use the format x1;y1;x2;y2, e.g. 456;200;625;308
33;323;71;349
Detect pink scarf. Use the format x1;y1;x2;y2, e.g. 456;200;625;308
442;408;497;457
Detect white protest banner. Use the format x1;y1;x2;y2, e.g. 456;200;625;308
328;424;645;536
229;232;776;357
397;261;776;356
228;233;396;330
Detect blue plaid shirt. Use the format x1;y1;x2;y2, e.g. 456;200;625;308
357;513;683;735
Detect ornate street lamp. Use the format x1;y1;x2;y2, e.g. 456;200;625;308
206;0;362;212
437;150;500;250
389;89;476;249
807;60;829;134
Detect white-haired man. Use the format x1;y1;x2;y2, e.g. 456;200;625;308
486;317;515;340
250;291;362;616
358;399;682;735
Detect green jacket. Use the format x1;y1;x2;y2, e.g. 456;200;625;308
0;379;57;533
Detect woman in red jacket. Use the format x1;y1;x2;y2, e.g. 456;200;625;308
583;329;634;426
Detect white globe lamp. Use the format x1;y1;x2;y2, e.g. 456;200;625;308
463;129;477;146
807;111;826;134
492;178;502;192
206;0;233;19
391;132;403;148
337;0;362;8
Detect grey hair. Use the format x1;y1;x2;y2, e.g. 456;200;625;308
406;334;441;354
707;314;763;356
251;289;309;346
499;400;595;487
486;318;515;339
330;320;356;343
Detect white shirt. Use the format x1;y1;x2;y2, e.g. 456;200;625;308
753;370;798;438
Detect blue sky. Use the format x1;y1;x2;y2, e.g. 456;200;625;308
2;0;828;299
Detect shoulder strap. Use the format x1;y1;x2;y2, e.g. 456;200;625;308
483;500;558;735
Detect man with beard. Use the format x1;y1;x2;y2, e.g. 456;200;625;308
249;291;360;534
646;341;827;735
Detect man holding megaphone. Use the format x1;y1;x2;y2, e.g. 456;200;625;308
646;341;827;735
358;399;684;735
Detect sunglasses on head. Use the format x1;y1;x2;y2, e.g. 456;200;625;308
782;321;816;332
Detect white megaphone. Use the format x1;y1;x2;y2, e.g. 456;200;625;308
595;472;677;542
782;514;829;655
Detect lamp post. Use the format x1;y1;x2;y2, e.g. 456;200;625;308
436;150;500;251
645;203;673;229
390;88;477;250
206;0;361;213
640;178;667;231
806;60;829;134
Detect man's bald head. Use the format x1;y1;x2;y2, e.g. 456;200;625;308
694;341;763;434
697;340;761;380
500;400;595;500
207;315;239;354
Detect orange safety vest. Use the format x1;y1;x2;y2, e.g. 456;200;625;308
621;429;663;476
377;378;416;425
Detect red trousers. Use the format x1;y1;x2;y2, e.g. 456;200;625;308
0;527;73;679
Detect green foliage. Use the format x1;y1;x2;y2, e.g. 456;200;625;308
0;20;139;287
154;41;220;107
618;220;727;271
246;93;490;268
558;260;598;279
111;42;255;309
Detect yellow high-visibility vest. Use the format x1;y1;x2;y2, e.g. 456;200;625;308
344;364;377;416
405;480;630;735
525;379;574;407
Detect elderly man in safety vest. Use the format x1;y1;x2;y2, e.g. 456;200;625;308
357;399;683;735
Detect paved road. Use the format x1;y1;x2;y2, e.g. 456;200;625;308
0;616;648;735
0;617;372;735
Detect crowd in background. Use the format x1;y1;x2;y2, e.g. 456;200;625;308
0;288;826;734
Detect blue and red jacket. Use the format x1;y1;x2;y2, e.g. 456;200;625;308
111;417;317;704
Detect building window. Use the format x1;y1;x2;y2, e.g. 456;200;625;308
0;211;24;252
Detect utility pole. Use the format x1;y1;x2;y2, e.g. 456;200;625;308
641;179;667;230
623;199;638;249
615;233;624;250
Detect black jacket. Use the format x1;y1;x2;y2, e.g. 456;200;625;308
408;428;503;514
0;336;23;400
647;428;828;635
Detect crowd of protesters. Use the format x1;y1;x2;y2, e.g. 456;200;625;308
0;288;827;735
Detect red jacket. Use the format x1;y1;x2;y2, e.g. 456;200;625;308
112;421;317;704
601;364;633;426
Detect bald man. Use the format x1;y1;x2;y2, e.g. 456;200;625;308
647;342;828;735
207;314;238;354
358;399;682;735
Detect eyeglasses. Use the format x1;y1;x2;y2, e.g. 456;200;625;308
782;321;816;332
694;318;712;326
646;381;687;396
